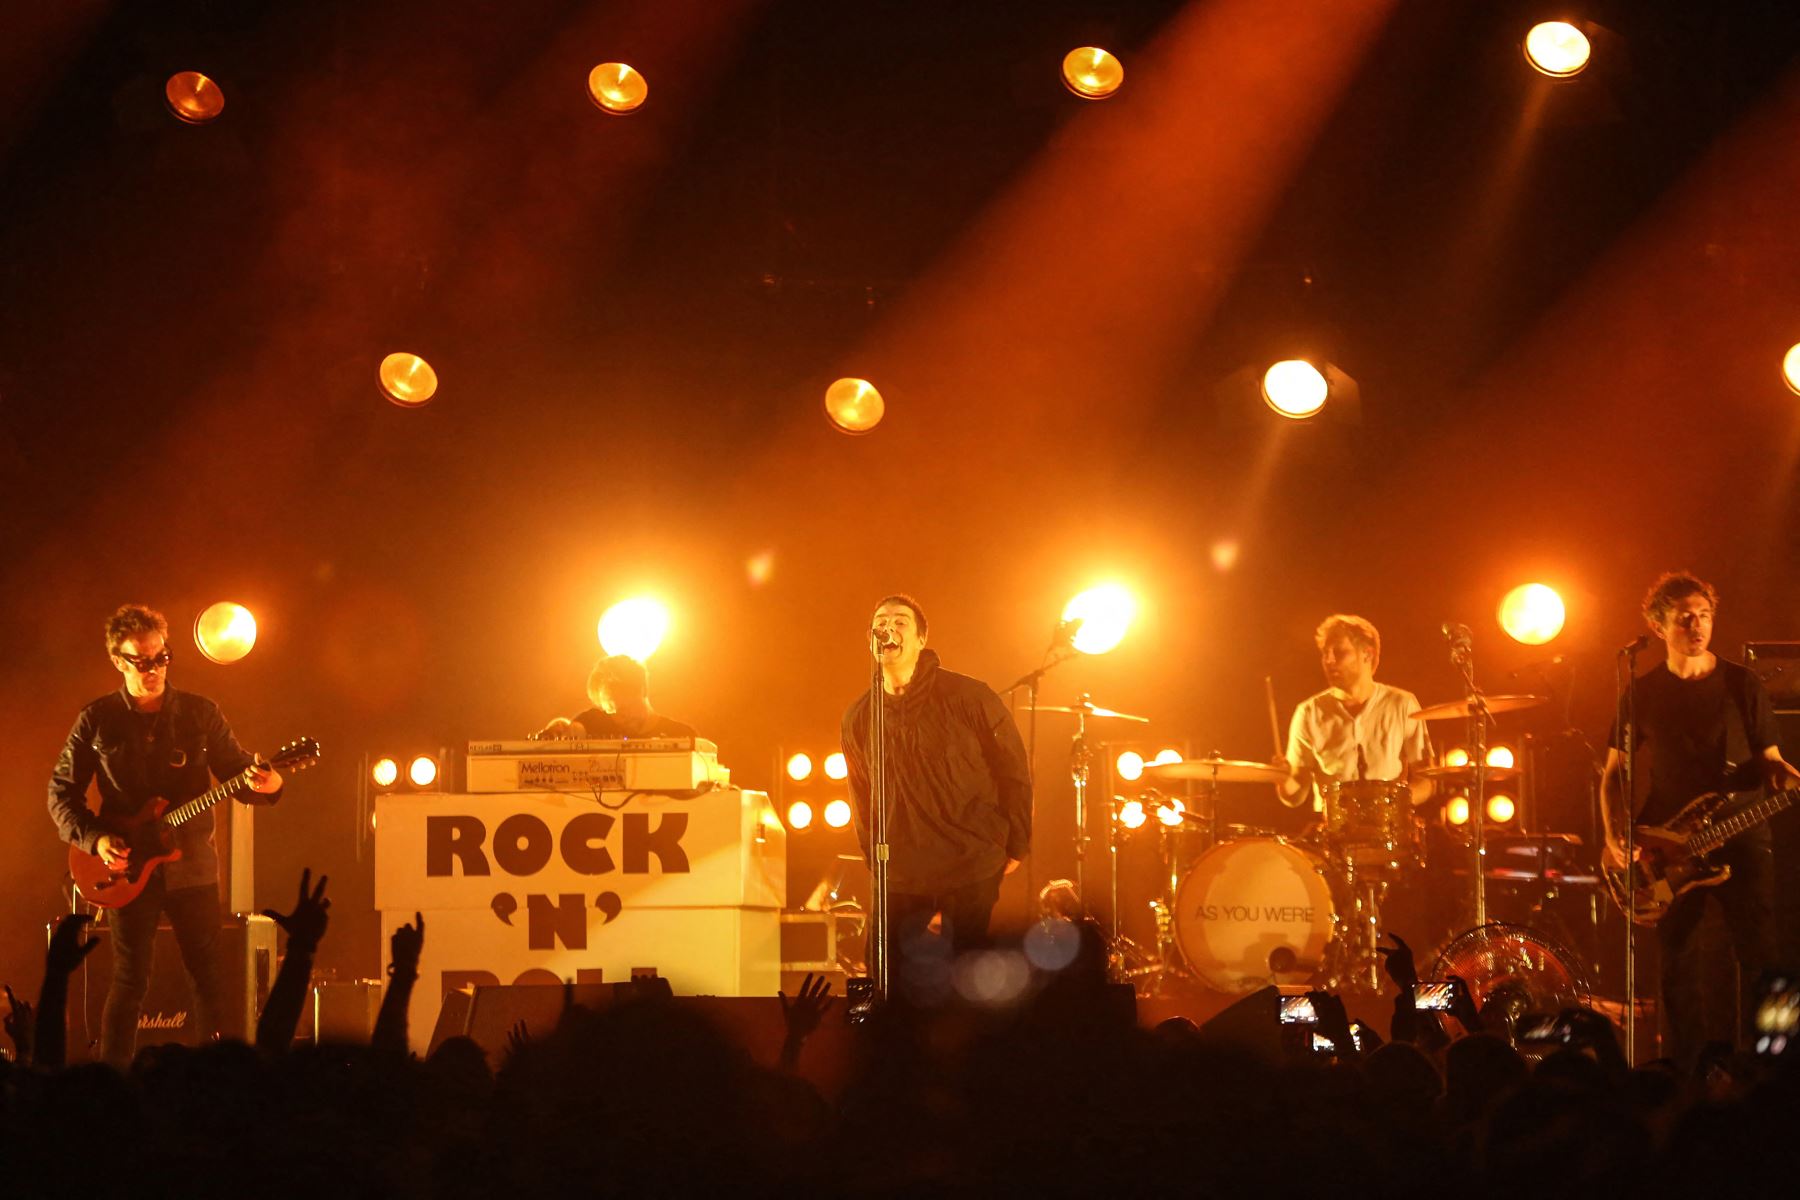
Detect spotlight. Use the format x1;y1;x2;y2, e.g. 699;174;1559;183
1444;747;1471;768
408;755;439;789
587;63;648;114
1155;798;1186;828
165;71;225;124
194;601;257;664
1262;359;1328;419
379;352;438;406
823;751;848;781
823;799;853;829
597;597;670;661
1151;750;1183;768
787;800;814;830
824;377;884;434
1446;795;1471;825
1486;794;1517;823
1117;799;1147;829
1524;21;1591;77
1061;584;1136;654
1486;746;1515;770
1498;583;1566;645
1116;751;1145;782
1061;47;1124;100
786;752;814;783
1783;343;1800;396
371;757;399;788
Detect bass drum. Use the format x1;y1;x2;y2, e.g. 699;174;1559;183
1174;838;1336;992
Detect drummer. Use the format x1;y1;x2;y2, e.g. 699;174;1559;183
1276;614;1432;811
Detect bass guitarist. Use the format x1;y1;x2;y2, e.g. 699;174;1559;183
47;604;282;1066
1600;572;1799;1064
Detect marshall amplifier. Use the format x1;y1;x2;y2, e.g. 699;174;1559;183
58;913;276;1061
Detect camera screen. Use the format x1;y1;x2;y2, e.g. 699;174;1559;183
1412;982;1455;1011
1278;995;1317;1025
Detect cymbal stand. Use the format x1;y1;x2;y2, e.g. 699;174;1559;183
1615;639;1643;1063
1070;702;1093;907
1447;628;1490;925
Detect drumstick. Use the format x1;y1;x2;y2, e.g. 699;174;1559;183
1264;676;1283;756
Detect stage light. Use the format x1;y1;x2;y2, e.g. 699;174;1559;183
1118;799;1147;829
165;72;225;124
1446;795;1471;825
1783;343;1800;396
823;799;853;829
1116;751;1145;782
1486;794;1517;823
1155;798;1186;827
1498;583;1566;645
1061;584;1135;654
786;752;813;782
787;800;814;830
1061;47;1124;100
1486;746;1515;770
1210;540;1240;572
587;63;648;114
1444;747;1471;768
1261;360;1328;419
408;755;439;789
1152;749;1182;766
824;752;848;781
371;757;399;788
194;601;257;664
378;352;438;406
1524;21;1591;77
745;550;775;587
824;377;884;434
598;597;669;661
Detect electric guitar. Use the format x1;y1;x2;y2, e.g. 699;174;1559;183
69;737;321;909
1604;784;1796;925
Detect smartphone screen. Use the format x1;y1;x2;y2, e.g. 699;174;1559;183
846;977;875;1026
1755;975;1799;1056
1278;994;1317;1025
1411;981;1455;1012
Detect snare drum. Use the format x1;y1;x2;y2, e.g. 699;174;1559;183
1173;838;1336;992
1319;779;1420;869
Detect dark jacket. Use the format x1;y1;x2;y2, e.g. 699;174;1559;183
48;686;278;890
840;649;1032;893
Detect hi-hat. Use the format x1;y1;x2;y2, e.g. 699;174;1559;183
1025;700;1149;723
1414;763;1522;782
1142;757;1287;784
1409;694;1548;722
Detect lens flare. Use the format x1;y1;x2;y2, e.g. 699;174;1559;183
1061;47;1124;100
1062;584;1136;654
1446;795;1471;825
1116;751;1144;781
587;63;648;114
165;72;225;124
1524;21;1591;78
1498;583;1566;645
786;801;813;830
1261;360;1328;419
786;752;813;782
823;752;848;781
823;799;853;828
194;601;257;664
1487;794;1517;823
1023;917;1082;971
598;597;670;661
1118;799;1147;829
1486;746;1515;770
378;352;438;406
824;377;885;434
408;755;439;789
371;757;399;788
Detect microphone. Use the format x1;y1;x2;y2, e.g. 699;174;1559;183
871;627;897;651
1619;632;1652;654
1440;621;1474;649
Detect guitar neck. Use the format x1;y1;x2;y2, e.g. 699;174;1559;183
1689;789;1796;856
163;771;251;828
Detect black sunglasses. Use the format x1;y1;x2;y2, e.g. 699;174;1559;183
117;649;173;672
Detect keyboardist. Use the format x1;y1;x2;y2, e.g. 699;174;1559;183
532;654;697;741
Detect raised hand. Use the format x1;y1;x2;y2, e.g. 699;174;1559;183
389;912;424;976
1377;932;1418;991
3;984;33;1064
779;972;836;1043
46;914;100;975
506;1018;532;1058
263;868;330;951
1445;974;1483;1032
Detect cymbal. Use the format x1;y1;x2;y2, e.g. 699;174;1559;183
1024;702;1150;723
1409;694;1548;722
1413;763;1522;782
1142;757;1288;784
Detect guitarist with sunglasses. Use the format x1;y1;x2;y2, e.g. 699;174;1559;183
47;604;283;1067
1600;573;1800;1065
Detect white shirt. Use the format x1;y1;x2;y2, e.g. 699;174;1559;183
1285;681;1432;807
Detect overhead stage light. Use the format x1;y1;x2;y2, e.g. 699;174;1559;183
588;63;648;114
1498;583;1565;645
1116;751;1144;782
823;799;852;829
1262;359;1329;419
1486;794;1517;823
824;752;848;781
408;755;440;789
786;752;814;782
1444;747;1471;768
371;757;400;789
1783;343;1800;396
1155;798;1186;828
1446;796;1471;826
1486;746;1515;770
165;72;225;124
1524;22;1591;78
786;800;814;831
379;352;438;406
1152;749;1182;766
598;597;670;661
824;377;884;434
1117;799;1147;829
1061;584;1135;654
1061;48;1124;100
194;601;257;663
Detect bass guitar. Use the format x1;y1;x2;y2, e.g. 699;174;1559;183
1604;784;1795;925
70;737;321;909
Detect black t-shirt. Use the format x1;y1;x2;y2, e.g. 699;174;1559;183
571;708;698;740
1609;659;1777;826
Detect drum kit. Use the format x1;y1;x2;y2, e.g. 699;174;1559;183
1027;688;1596;998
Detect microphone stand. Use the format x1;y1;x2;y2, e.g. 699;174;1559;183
1615;639;1641;1063
1006;622;1081;911
868;640;891;1004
